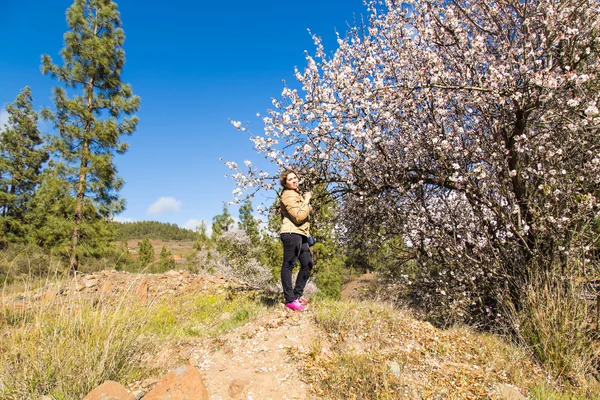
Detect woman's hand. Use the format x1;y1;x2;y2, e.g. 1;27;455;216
303;191;312;202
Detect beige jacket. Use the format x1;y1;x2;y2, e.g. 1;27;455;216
279;188;312;237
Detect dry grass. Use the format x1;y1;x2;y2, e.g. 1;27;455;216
0;280;154;399
0;272;273;399
301;300;598;399
507;272;600;392
3;268;598;399
121;239;197;261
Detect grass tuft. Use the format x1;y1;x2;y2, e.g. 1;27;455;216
0;287;153;399
145;289;268;339
507;272;600;390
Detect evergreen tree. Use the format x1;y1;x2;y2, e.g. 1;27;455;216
26;165;76;251
198;220;209;240
193;220;209;250
158;245;175;271
26;163;116;258
308;184;345;300
211;204;234;239
0;87;48;240
119;238;129;256
266;197;282;235
41;0;139;271
113;220;197;241
137;237;154;267
238;198;259;244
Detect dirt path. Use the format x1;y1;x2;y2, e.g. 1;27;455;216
196;305;320;400
194;273;377;399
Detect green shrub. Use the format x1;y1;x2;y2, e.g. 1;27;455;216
313;258;344;300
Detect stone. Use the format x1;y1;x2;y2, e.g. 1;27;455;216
220;312;232;321
100;278;116;294
135;278;149;302
143;365;209;400
387;360;402;376
497;384;526;400
84;278;98;288
76;280;86;291
82;380;135;400
140;377;159;388
228;379;250;399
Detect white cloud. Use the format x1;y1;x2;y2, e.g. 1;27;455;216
112;215;134;223
0;108;9;130
147;196;183;215
182;219;212;236
182;219;205;231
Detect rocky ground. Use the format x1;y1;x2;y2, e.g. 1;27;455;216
198;307;318;399
3;269;547;399
3;270;325;399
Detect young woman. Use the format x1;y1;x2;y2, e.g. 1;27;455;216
278;169;314;311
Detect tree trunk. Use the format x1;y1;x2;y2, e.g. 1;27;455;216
69;67;95;272
69;140;89;272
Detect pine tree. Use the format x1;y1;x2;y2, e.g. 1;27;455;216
41;0;139;271
0;87;48;240
212;204;234;239
119;238;129;258
26;162;116;258
193;220;209;250
113;220;197;241
158;245;175;271
138;237;154;267
238;198;259;244
26;165;75;251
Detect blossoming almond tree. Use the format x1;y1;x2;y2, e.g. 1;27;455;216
227;0;599;325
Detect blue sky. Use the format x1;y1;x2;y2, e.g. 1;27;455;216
0;0;368;231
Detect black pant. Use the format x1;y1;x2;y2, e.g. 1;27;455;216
280;233;314;304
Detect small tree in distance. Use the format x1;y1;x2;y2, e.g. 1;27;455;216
238;198;260;244
212;204;234;240
193;220;210;250
138;237;154;268
158;245;175;272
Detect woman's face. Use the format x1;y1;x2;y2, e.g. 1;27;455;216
285;173;299;190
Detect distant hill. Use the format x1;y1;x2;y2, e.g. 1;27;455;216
113;221;198;241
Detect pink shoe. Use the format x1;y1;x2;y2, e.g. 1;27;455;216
285;299;307;311
297;297;309;306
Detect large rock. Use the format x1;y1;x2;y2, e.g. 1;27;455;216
143;365;209;400
83;380;135;400
497;384;526;400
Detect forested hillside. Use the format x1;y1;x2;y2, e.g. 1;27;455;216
113;221;198;241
